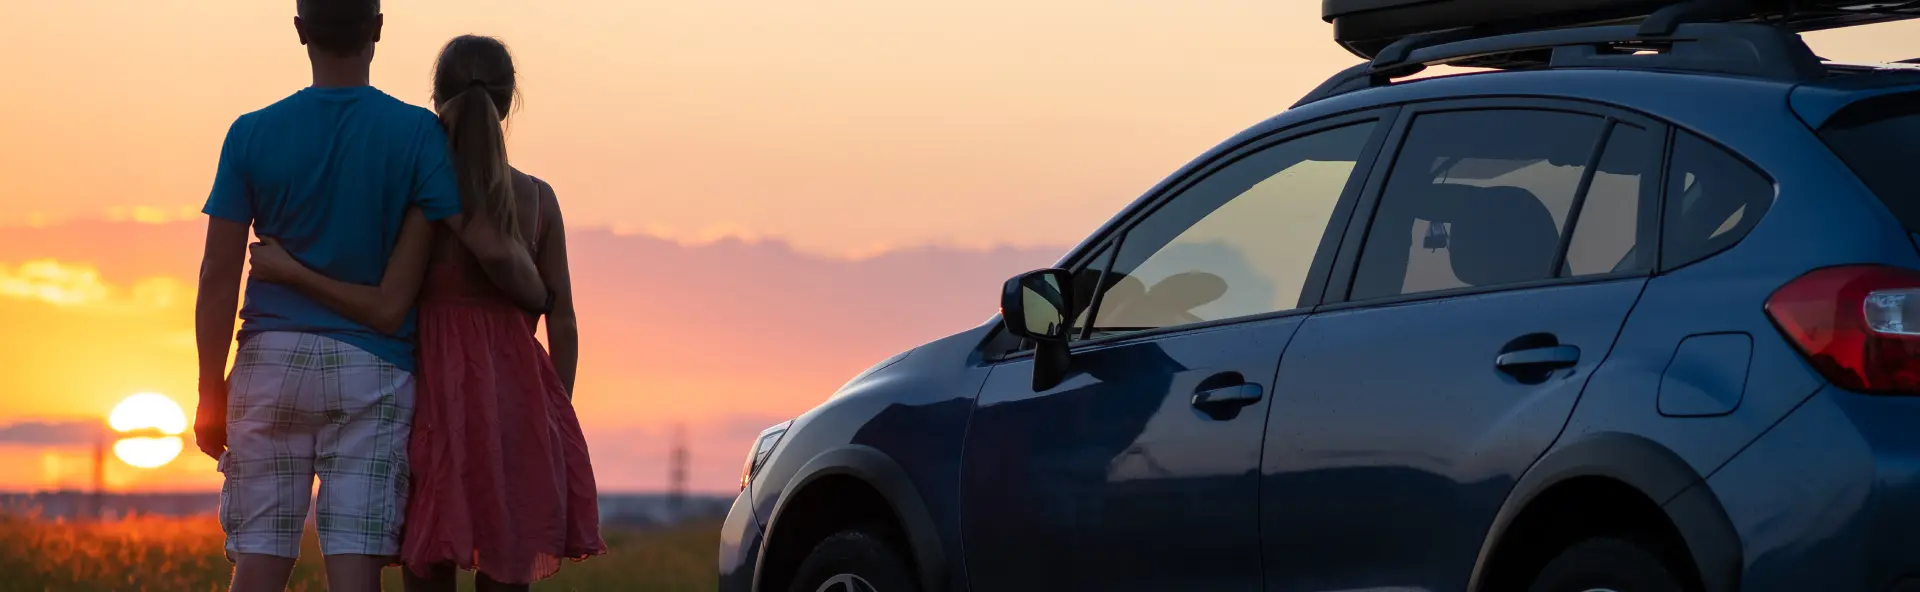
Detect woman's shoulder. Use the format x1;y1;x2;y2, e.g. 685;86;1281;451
508;167;560;249
509;167;558;204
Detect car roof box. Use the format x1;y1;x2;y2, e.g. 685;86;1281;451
1324;0;1920;59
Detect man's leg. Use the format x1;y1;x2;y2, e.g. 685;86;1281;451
312;335;416;592
220;332;320;592
230;555;297;592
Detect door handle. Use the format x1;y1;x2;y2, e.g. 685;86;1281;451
1495;345;1581;374
1191;384;1263;412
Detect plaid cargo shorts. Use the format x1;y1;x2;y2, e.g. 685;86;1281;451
218;331;414;560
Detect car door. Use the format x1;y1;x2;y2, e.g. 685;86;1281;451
1259;100;1667;590
958;111;1395;592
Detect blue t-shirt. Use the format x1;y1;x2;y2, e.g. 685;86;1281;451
202;86;462;373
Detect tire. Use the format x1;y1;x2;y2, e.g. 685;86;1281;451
1527;537;1686;592
788;527;918;592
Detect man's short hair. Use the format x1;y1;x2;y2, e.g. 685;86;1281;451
297;0;381;56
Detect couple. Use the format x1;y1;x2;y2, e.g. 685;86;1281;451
191;2;604;591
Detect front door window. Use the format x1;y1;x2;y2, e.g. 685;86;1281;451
1084;122;1378;338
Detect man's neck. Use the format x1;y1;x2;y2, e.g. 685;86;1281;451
309;53;372;89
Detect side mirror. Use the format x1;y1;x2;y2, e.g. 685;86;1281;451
1001;268;1075;392
1001;268;1074;343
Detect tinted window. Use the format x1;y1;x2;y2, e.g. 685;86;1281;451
1565;123;1660;276
1083;122;1376;338
1819;95;1917;233
1662;131;1774;271
1351;110;1607;300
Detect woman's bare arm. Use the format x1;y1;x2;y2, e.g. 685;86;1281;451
247;208;435;335
534;180;580;396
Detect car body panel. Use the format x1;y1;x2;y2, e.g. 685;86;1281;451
960;315;1303;591
1708;385;1920;591
741;324;997;592
756;445;949;592
717;489;764;591
1788;73;1920;128
1264;278;1648;588
1463;431;1747;592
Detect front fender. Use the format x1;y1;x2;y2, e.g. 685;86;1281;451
1467;432;1743;592
752;445;948;592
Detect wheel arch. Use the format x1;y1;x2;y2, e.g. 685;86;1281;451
752;445;947;592
1468;432;1743;592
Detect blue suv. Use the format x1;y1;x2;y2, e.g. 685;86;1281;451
720;4;1920;591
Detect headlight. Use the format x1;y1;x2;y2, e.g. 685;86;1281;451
739;420;793;492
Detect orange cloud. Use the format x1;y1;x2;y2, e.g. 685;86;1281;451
105;205;202;225
0;259;187;312
0;260;110;307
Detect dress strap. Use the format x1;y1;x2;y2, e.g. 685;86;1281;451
528;175;545;252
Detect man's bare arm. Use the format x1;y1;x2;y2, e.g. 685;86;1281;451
193;217;250;460
442;211;548;311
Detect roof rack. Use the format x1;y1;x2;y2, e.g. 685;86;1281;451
1293;19;1826;108
1326;0;1920;60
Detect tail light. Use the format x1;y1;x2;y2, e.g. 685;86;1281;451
1766;265;1920;394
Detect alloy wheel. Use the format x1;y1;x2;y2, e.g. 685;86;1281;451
814;573;879;592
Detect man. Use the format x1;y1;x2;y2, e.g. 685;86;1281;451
192;2;547;590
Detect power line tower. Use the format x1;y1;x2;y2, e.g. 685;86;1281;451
668;423;688;518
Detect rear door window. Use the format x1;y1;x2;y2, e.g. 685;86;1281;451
1350;109;1608;300
1565;123;1661;277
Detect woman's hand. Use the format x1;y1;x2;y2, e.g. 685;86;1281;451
247;237;299;284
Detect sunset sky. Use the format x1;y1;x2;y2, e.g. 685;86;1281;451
1;1;1915;493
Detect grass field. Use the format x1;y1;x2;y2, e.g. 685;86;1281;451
0;514;719;591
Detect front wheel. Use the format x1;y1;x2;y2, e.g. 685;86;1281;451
789;527;917;592
1527;537;1685;592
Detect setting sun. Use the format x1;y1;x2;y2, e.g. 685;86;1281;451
108;393;187;469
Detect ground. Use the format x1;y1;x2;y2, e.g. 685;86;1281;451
0;514;718;591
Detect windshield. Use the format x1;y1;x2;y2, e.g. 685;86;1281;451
1819;92;1920;233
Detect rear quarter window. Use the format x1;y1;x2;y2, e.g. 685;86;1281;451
1661;131;1776;272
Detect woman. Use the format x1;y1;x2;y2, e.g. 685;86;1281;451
246;35;604;591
